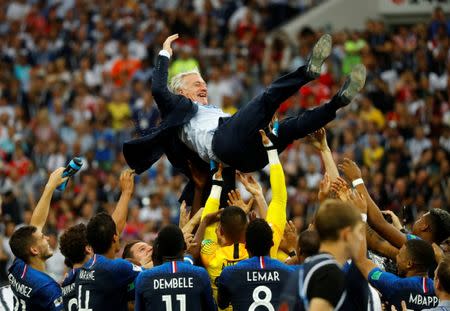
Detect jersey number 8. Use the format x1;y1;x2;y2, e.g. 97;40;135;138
249;285;274;311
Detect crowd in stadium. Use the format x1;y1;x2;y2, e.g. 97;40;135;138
0;0;449;310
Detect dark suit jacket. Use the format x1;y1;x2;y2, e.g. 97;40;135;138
123;55;199;175
123;55;228;205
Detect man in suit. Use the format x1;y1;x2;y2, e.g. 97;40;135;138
123;33;365;196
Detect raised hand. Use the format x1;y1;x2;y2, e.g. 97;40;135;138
347;190;367;214
237;172;263;197
213;163;223;181
259;129;271;146
46;167;68;190
162;34;179;57
280;220;297;254
381;210;402;230
179;201;189;229
330;177;351;202
227;189;254;214
188;160;209;189
119;169;135;196
318;172;331;202
338;158;362;182
308;128;329;151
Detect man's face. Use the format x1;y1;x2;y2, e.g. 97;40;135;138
131;242;153;265
179;74;208;105
412;213;429;237
31;231;53;260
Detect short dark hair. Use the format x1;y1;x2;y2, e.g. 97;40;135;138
298;230;320;258
152;225;185;266
220;206;247;242
315;200;361;242
428;209;450;244
86;212;117;255
9;226;37;263
406;239;435;273
60;224;88;265
437;255;450;293
122;240;141;259
246;219;273;257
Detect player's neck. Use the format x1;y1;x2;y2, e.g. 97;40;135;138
102;248;117;260
29;257;46;273
73;255;92;269
405;269;428;278
319;243;347;266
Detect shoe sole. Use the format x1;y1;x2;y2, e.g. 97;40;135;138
308;34;332;76
342;64;366;100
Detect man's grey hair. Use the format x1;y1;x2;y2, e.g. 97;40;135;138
169;69;202;94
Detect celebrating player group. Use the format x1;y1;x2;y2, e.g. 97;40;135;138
6;29;450;311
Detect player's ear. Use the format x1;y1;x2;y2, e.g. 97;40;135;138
435;277;441;291
406;259;414;269
85;245;93;256
29;245;39;256
340;226;352;242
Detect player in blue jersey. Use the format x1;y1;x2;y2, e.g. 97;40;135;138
75;210;143;311
8;167;67;311
135;224;216;311
59;224;92;311
355;228;439;310
216;218;294;310
60;169;135;311
340;159;450;249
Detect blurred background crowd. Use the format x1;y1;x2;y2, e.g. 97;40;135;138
0;0;448;284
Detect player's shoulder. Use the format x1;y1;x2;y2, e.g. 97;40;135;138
62;268;79;286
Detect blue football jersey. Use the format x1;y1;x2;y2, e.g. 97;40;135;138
8;258;63;311
368;267;438;310
135;260;216;311
61;268;79;311
216;256;294;311
75;254;142;311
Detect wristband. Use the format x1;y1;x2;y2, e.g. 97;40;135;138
288;250;297;257
352;178;364;187
211;179;224;187
361;213;367;223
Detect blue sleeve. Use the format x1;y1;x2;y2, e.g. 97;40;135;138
134;274;144;311
112;258;142;287
368;267;400;300
38;282;64;311
200;270;217;311
216;267;232;309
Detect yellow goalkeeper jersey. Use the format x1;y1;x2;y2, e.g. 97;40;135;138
200;163;287;302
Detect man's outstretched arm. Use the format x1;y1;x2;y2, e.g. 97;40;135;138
152;34;182;116
261;130;288;257
112;169;135;235
309;128;339;180
30;167;67;231
339;158;407;249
